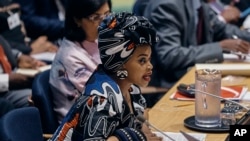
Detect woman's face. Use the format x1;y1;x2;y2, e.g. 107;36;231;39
123;44;153;87
78;2;110;42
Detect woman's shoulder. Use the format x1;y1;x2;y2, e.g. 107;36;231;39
84;66;121;98
54;38;87;60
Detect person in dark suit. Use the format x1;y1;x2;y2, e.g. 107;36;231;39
0;0;58;54
221;0;250;12
206;0;241;24
221;0;250;27
0;35;46;108
13;0;66;42
143;0;250;106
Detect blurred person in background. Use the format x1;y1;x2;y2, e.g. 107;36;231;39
205;0;243;26
0;0;58;55
142;0;250;106
49;0;112;122
13;0;66;42
0;35;46;108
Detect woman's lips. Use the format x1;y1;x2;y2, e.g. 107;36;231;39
143;72;152;81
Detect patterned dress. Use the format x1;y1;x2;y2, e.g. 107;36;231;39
50;65;147;141
49;38;101;122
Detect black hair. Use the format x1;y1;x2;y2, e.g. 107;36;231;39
64;0;112;42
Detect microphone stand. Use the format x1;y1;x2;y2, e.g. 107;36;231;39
189;88;250;111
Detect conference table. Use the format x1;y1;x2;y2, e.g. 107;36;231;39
148;65;250;141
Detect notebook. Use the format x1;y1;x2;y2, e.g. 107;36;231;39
15;65;51;77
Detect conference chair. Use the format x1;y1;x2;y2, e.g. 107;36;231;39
32;69;59;134
0;107;43;141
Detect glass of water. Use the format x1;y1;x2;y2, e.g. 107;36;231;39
195;69;222;128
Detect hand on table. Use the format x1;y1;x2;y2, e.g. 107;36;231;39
18;54;46;69
141;123;163;141
30;36;58;54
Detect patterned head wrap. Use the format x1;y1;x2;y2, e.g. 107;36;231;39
98;12;158;74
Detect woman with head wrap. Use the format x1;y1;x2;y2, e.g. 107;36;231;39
49;12;161;141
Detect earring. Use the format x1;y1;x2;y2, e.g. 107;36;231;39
116;69;128;79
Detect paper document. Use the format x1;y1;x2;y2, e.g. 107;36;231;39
154;132;206;141
15;65;51;77
241;91;250;101
195;63;250;76
31;52;56;62
243;15;250;29
223;53;250;62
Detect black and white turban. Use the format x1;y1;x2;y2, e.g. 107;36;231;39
98;12;158;74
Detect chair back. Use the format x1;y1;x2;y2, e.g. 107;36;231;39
32;69;58;134
0;107;43;141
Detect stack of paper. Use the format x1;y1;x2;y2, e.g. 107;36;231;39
154;132;206;141
15;65;51;77
31;52;56;62
223;53;250;62
195;63;250;76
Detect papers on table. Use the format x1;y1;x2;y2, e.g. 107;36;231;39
195;63;250;76
223;53;250;62
31;52;56;62
241;91;250;101
15;65;51;77
154;132;206;141
242;15;250;29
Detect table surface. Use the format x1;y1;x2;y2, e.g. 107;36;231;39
148;66;250;141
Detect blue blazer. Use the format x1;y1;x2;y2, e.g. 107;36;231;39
13;0;66;41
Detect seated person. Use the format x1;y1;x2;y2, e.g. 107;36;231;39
0;35;46;108
221;0;250;27
49;12;162;141
205;0;242;25
143;0;250;106
13;0;66;42
0;1;58;55
49;0;112;122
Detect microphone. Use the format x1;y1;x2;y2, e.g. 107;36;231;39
187;88;250;111
136;115;176;141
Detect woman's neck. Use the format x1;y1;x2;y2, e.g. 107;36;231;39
114;78;132;101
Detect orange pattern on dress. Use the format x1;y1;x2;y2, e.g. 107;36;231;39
57;113;80;141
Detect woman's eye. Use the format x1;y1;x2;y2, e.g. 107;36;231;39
139;58;147;64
